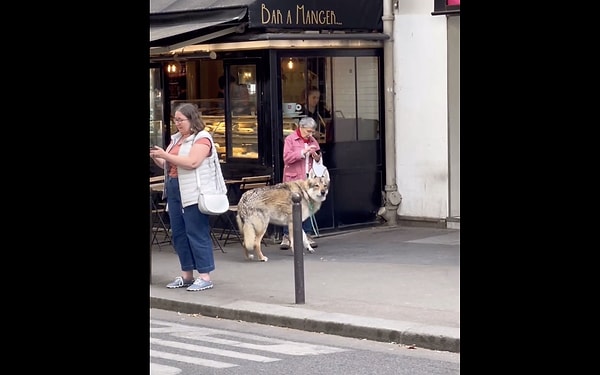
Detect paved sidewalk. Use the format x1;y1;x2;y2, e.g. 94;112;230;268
150;225;460;353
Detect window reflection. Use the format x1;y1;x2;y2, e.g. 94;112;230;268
280;57;333;143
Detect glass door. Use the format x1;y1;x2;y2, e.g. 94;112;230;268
226;63;258;159
149;66;165;148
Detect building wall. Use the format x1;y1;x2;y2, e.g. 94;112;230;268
448;15;460;218
394;0;450;219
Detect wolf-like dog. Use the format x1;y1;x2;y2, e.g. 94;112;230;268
236;169;330;262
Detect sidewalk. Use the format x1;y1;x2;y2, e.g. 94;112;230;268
150;225;460;353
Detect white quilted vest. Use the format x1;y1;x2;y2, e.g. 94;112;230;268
166;130;218;208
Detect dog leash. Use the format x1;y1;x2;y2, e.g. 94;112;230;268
308;201;320;237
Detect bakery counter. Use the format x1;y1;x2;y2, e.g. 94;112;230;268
203;115;259;161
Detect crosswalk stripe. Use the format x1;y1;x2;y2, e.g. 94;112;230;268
150;349;237;368
150;337;280;362
150;318;349;365
173;332;348;355
149;362;181;375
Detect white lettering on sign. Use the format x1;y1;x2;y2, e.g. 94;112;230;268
261;3;342;26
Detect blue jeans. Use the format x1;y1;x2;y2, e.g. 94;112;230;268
283;217;314;236
166;177;215;274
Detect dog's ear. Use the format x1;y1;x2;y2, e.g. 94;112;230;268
308;168;316;180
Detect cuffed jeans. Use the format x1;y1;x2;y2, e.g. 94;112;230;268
166;177;215;274
283;217;314;236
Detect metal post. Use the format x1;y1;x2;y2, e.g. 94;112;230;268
291;193;305;304
382;0;400;225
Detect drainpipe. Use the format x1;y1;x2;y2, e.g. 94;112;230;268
378;0;402;226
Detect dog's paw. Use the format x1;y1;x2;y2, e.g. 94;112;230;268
248;254;254;260
305;246;315;254
259;256;268;262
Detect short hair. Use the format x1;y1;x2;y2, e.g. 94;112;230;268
298;117;317;129
173;103;205;133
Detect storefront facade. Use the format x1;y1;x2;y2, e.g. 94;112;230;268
150;0;390;235
150;0;460;233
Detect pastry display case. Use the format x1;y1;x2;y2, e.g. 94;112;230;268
203;115;258;161
282;113;301;136
171;99;258;162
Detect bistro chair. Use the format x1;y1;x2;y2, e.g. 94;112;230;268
211;230;224;253
218;174;272;246
151;175;224;253
150;176;171;249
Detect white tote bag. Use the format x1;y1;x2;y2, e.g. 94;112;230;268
311;157;327;178
195;138;229;215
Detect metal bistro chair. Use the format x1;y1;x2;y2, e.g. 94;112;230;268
151;176;224;253
218;174;272;246
150;176;171;250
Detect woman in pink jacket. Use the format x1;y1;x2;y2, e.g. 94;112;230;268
280;117;322;250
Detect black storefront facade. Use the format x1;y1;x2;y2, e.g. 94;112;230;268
150;0;389;237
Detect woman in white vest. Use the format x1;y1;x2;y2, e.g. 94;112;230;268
150;103;217;292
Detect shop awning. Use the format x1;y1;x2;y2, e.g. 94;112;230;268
150;7;248;54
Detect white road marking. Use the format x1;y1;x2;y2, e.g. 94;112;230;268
150;318;349;371
173;332;347;355
150;337;280;362
149;362;181;375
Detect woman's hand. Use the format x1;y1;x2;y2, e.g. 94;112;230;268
303;144;317;158
149;146;166;168
150;146;165;159
309;146;320;160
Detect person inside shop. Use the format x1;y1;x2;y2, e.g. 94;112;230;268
149;102;218;292
217;75;226;98
280;116;322;250
300;86;331;137
229;75;254;115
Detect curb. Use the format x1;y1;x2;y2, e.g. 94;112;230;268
150;296;460;353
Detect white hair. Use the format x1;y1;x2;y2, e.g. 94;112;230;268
298;117;317;129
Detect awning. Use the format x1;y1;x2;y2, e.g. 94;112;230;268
150;0;254;14
150;7;247;54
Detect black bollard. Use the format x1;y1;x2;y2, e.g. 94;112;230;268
291;193;305;304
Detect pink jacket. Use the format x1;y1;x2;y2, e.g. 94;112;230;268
282;132;320;182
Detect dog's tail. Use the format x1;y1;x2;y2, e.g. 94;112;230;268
236;213;254;251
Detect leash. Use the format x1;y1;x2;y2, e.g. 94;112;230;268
308;201;320;237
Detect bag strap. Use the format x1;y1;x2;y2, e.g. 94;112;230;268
211;144;227;193
195;132;227;194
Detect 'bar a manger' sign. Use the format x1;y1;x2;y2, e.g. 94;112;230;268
247;0;383;30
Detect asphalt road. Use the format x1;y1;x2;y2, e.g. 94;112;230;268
150;308;460;375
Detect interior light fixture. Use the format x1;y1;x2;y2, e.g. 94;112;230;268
287;58;294;70
167;63;177;73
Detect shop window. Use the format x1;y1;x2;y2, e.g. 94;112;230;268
281;57;333;143
281;55;380;144
330;56;380;142
149;67;164;148
168;63;259;162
